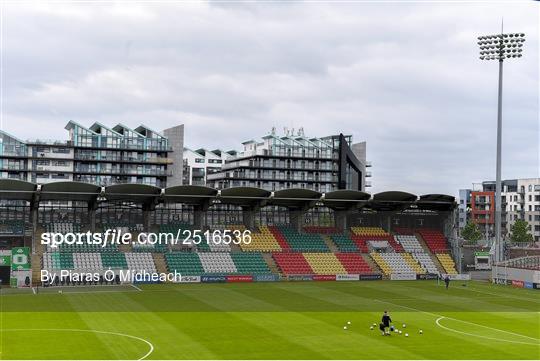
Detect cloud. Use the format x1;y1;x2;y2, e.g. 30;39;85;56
2;1;538;195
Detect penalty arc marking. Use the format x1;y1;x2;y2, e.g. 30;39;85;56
1;328;154;360
435;317;539;346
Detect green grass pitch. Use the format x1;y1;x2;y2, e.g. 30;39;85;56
0;280;538;359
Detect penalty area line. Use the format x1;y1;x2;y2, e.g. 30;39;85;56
130;284;143;292
2;328;154;360
435;317;539;346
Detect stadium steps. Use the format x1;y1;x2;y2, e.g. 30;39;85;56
31;254;42;285
402;253;425;274
436;253;458;274
34;227;46;255
415;232;447;274
152;253;168;276
370;252;390;275
415;232;436;254
429;253;446;274
118;243;132;252
322;235;339;253
229;243;242;252
362;254;382;274
262;253;281;275
268;227;291;251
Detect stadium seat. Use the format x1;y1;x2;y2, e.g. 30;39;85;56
272;226;328;252
239;225;282;252
418;229;450;253
350;227;403;252
395;235;424;253
198;253;237;274
370;252;416;275
272;253;313;275
436;253;458;274
303;253;347;274
331;235;360;252
230;253;271;275
411;252;439;274
165;252;205;275
335;253;374;274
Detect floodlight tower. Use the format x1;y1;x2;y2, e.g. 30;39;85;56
477;31;525;262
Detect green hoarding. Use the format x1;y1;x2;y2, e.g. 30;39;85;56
11;247;30;271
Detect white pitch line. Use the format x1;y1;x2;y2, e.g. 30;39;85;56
437;283;540;303
130;284;143;292
3;328;154;360
435;317;539;346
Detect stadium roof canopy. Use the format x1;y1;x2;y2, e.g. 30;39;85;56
104;184;161;203
40;182;101;202
369;191;418;211
0;180;456;211
220;187;271;207
163;185;218;205
323;190;370;210
416;194;456;212
271;189;322;209
0;179;36;201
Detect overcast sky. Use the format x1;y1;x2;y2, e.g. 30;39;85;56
1;1;538;195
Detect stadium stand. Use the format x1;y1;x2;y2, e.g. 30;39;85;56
271;226;329;252
436;253;458;274
45;222;81;234
199;252;237;274
273;253;313;274
43;252;74;270
370;252;391;275
303;253;347;274
331;235;360;252
102;222;144;232
411;252;439;274
165;252;205;275
268;226;292;250
371;253;416;275
395;235;424;253
0;220;25;234
101;252;128;269
335;253;374;274
45;237;119;253
418;229;450;253
402;253;425;274
278;226;330;252
125;253;156;272
43;252;156;273
239;225;282;252
230;253;271;275
351;226;404;252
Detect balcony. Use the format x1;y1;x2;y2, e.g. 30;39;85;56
74;168;172;177
74;154;173;164
27;139;71;146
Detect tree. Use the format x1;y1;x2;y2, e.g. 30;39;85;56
461;221;482;243
510;220;533;243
